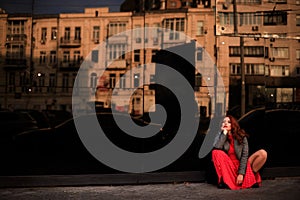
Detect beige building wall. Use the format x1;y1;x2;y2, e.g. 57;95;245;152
1;1;298;116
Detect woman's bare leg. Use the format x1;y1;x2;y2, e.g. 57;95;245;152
248;149;268;173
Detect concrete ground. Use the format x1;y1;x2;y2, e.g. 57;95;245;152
0;176;299;200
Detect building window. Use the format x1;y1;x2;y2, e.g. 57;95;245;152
134;49;140;62
218;12;234;25
239;12;261;25
73;51;81;64
51;27;57;40
296;67;300;76
197;47;203;61
19;72;26;92
62;73;69;92
8;72;16;93
297;15;300;26
50;51;56;64
276;88;293;103
134;73;140;87
162;18;185;40
151;49;158;62
263;11;287;25
296;49;300;60
108;22;126;36
7;20;25;34
195;73;202;87
108;44;126;60
265;65;270;76
152;23;160;45
93;26;100;42
36;73;45;93
269;65;289;77
230;63;264;75
73;73;79;95
197;21;204;35
134;25;142;43
245;64;265;75
90;73;98;90
39;51;46;64
109;74;116;88
75;27;81;41
63;51;70;63
120;73;126;88
41;28;47;43
20;72;28;93
271;47;289;58
92;50;98;63
64;27;71;40
48;73;56;93
230;63;241;75
229;46;264;57
144;23;149;43
6;44;25;62
150;74;155;83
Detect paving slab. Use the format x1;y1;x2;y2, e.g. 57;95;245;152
0;177;299;200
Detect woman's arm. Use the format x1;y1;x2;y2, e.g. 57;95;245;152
213;131;227;149
238;137;249;175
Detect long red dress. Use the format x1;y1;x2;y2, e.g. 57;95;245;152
212;134;261;190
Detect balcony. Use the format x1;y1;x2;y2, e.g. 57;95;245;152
106;59;126;70
59;61;81;71
59;37;81;47
107;35;128;44
6;34;27;44
4;58;27;70
236;0;262;4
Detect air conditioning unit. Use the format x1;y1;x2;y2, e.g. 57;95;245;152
269;57;275;62
222;3;229;9
270;38;275;42
252;26;259;31
254;37;260;41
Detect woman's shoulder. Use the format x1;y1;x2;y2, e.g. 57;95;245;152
242;136;249;143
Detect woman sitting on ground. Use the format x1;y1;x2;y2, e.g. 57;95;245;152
212;115;267;190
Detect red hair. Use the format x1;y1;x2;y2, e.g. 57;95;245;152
227;115;248;144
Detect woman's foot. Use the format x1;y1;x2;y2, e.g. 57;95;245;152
252;183;260;188
217;182;228;189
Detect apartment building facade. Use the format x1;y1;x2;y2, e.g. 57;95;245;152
0;0;299;117
0;2;220;117
216;0;300;111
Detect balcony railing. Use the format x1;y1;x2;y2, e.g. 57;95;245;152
60;37;81;47
107;35;128;44
6;34;27;43
59;61;81;71
5;58;27;65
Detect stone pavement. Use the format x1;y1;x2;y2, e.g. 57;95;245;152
0;176;299;200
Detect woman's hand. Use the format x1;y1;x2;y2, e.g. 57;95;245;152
222;129;227;135
221;117;231;134
236;174;244;185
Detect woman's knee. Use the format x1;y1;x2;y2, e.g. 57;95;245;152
258;149;268;160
